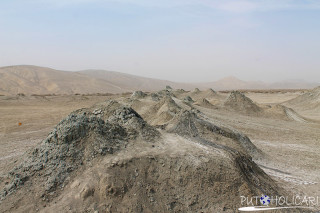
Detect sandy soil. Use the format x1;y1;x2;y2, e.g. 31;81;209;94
245;91;303;104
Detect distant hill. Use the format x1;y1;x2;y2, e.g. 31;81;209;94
0;65;128;95
201;76;267;90
0;65;318;95
77;69;195;92
268;80;319;90
0;65;197;95
201;76;319;91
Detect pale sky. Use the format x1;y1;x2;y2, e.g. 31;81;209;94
0;0;320;82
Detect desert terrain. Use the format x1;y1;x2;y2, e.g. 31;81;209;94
2;0;320;211
1;65;318;96
0;86;319;212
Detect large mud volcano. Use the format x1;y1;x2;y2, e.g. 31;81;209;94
0;98;285;212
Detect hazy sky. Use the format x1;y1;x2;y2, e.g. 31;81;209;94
1;0;320;82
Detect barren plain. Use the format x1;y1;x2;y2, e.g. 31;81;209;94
0;88;319;212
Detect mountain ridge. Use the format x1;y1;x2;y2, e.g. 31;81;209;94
0;65;318;95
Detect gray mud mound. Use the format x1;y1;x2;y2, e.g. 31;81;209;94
150;89;176;101
142;96;181;125
165;85;172;91
11;132;283;213
194;98;217;109
44;151;281;212
183;95;194;104
131;90;147;99
224;91;262;115
285;86;320;112
172;88;187;97
159;89;175;97
207;88;217;94
175;88;185;93
264;104;308;122
150;92;160;101
168;110;263;159
183;88;221;105
0;98;290;213
201;88;218;99
0;101;159;205
129;98;145;110
287;86;320;106
193;88;200;93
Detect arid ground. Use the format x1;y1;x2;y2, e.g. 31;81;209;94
0;88;319;212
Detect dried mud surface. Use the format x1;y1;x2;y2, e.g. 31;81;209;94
0;90;319;213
